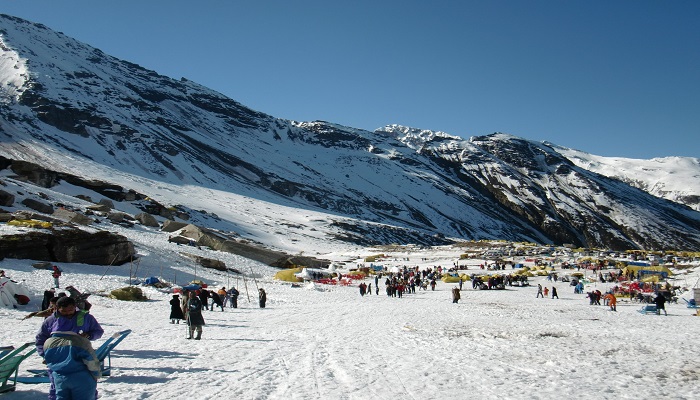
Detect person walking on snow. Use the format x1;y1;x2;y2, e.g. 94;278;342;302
169;294;184;324
185;291;205;339
451;287;461;303
51;265;62;289
551;286;559;299
536;284;544;298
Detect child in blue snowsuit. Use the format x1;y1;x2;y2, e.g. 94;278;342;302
43;331;101;400
36;296;103;400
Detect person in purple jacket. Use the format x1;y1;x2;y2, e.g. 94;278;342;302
35;296;104;400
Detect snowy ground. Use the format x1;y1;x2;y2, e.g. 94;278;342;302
1;247;699;400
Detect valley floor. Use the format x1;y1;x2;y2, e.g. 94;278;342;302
1;258;699;400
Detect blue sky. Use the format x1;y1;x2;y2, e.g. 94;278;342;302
2;0;699;158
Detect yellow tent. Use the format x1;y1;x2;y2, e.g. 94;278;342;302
442;275;465;283
274;267;303;283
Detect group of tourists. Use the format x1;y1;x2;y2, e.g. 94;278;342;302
536;284;559;299
168;286;268;339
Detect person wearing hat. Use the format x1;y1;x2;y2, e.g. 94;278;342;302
36;296;104;400
169;294;185;324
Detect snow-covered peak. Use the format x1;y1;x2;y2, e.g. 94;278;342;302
552;144;700;211
376;124;462;149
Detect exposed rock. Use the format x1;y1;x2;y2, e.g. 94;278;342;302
98;198;115;209
178;224;287;265
52;208;93;225
107;212;123;223
123;191;137;201
21;198;54;214
181;253;227;271
9;160;60;187
161;220;188;232
13;210;61;223
75;195;93;203
0;228;135;265
32;261;53;269
0;190;15;207
135;212;159;227
167;235;192;245
86;204;111;212
270;256;331;269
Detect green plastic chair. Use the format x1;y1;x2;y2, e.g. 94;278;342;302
0;342;37;393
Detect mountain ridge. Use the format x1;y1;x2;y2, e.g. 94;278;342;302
0;14;699;252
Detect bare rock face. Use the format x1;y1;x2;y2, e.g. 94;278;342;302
53;208;93;225
0;229;135;265
98;198;115;209
181;253;227;271
86;204;111;212
135;212;159;227
0;190;15;207
21;198;54;214
161;220;188;232
9;160;60;187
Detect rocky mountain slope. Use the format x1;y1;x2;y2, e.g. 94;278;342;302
0;14;699;252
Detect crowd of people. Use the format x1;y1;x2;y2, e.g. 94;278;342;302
11;258;682;399
17;265;269;400
169;286;267;339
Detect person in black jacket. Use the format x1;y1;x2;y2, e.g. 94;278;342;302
227;287;240;308
197;289;210;311
210;290;224;312
655;293;668;316
186;292;205;339
258;288;267;308
169;294;184;324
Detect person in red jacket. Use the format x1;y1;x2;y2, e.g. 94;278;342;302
51;266;62;288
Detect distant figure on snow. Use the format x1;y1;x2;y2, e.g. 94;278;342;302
451;287;461;303
228;287;240;309
603;293;617;311
210;290;224;312
170;294;184;324
258;288;267;308
655;293;667;316
185;292;205;339
52;265;62;288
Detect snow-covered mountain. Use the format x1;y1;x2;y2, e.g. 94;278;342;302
551;144;700;212
0;14;699;252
